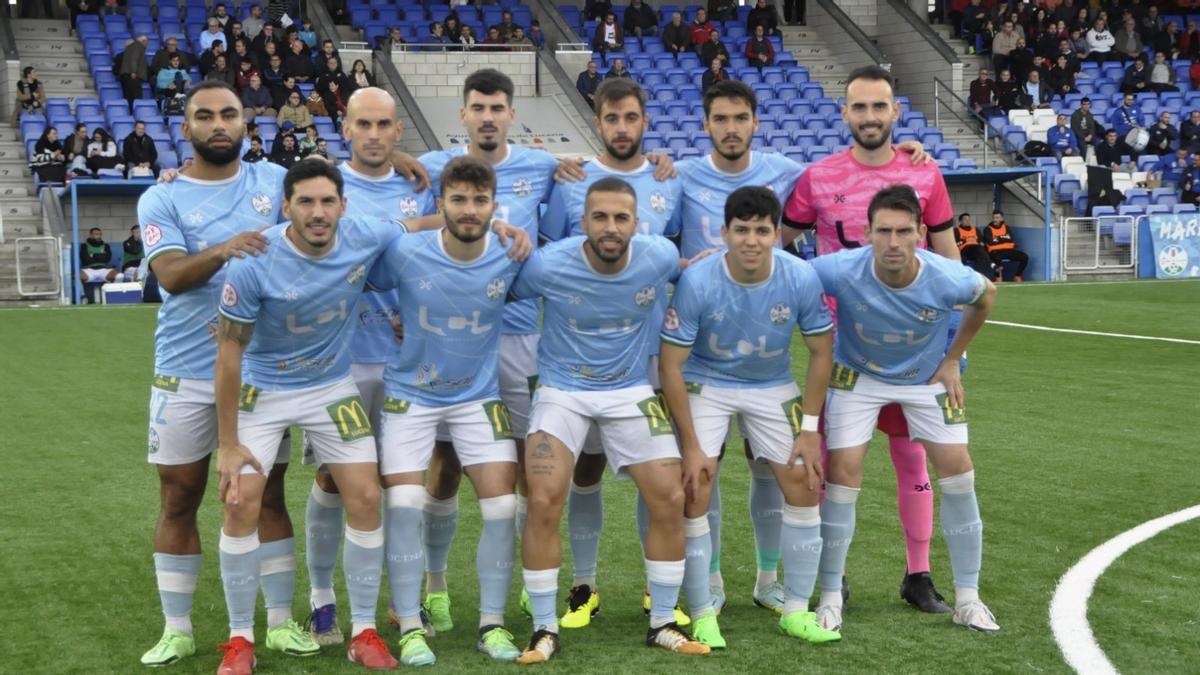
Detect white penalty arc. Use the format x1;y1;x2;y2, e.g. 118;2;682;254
1050;504;1200;674
987;320;1200;345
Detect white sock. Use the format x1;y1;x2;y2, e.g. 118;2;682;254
819;590;844;609
426;571;447;594
351;622;375;638
165;615;192;634
480;613;504;629
400;615;423;633
709;571;724;590
266;607;291;628
573;575;597;589
310;587;336;609
783;599;807;615
756;570;778;592
956;587;980;605
229;627;254;643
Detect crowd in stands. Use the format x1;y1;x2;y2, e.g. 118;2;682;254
374;8;545;50
954;210;1029;281
77;224;143;303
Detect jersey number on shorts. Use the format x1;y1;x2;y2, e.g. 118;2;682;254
780;395;805;437
637;396;675;436
483;400;514;440
239;384;260;412
327;396;373;441
934;393;967;425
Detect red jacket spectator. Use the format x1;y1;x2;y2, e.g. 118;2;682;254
744;31;774;66
689;11;716;48
1190;60;1200;89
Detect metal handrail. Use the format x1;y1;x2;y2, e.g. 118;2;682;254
374;47;441;152
932;75;990;169
16;235;62;298
528;0;586;46
883;0;959;64
813;0;889;67
305;0;343;50
537;50;601;127
0;9;19;60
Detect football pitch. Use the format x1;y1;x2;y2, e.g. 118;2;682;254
2;279;1197;674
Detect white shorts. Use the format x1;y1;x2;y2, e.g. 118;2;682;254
499;333;539;438
581;355;660;457
528;384;680;477
81;268;116;283
148;375;290;466
824;370;969;450
689;381;805;465
379;397;517;475
304;362;385;466
239;376;377;475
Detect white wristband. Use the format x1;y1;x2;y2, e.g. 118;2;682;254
800;414;820;433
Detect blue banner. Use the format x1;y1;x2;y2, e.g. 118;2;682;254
1146;215;1200;278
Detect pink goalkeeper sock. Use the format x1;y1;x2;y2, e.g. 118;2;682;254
888;435;933;574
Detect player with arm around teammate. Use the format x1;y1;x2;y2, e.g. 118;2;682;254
659;186;840;648
807;184;999;635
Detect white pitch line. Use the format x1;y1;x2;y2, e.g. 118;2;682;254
1050;505;1200;674
987;320;1200;345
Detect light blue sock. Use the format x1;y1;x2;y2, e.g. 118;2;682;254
567;481;603;585
344;526;384;626
781;505;823;614
219;530;261;631
939;471;983;589
818;484;860;594
636;493;650;549
154;552;201;630
515;494;527;539
385;486;426;621
707;481;722;576
478;495;516;617
422;493;458;582
749;461;783;573
523;568;559;632
304;482;343;606
645;559;685;627
683;517;713;616
257;537;296;623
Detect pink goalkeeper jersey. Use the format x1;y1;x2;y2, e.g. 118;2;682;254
784;148;954;255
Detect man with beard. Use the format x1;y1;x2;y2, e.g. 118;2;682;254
780;66;961;629
368;156;526;665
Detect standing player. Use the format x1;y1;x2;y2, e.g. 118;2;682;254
301;87;437;646
214;159;401;674
138;80;317;667
511;178;709;664
781;65;961;615
370;156;525;665
807;184;999;634
659;186;839;648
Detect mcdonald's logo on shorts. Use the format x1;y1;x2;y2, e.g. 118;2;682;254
326;396;374;442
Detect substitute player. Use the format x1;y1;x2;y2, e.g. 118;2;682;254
369;156;525;665
511;178;709;664
781;65;961;614
138;80;315;666
213;159;402;673
808;184;998;634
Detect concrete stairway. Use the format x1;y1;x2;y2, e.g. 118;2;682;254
12;19;98;101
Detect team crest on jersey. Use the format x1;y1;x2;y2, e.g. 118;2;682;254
634;285;656;307
399;197;419;217
221;282;238;307
143;224;162;246
347;264;366;286
916;308;942;323
698;189;715;203
769;303;791;325
512;177;533;197
663;307;680;331
148;428;160;454
251;192;273;215
486;277;507;300
650;191;667;213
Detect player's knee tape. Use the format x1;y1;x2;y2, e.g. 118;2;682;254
310;482;343;508
684;516;710;538
386;485;427;510
782;504;821;528
938;470;975;495
824;483;861;504
423;493;458;515
479;494;518;520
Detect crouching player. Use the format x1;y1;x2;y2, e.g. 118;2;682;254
659;186;840;648
807;184;999;634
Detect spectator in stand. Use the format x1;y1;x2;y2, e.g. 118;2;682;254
1071;96;1100;149
68;0;97;32
257;35;282;70
483;26;508;50
593;12;623;53
1181;154;1200;204
783;0;805;26
529;20;546;49
241;73;275;121
1056;35;1081;71
700;56;729;93
1047;54;1077;102
235;58;259;92
297;17;318;49
663;12;690;55
261;53;286;92
226;21;246;49
1149;51;1178;92
1153;147;1190;190
63;123;89;176
346;59;375;95
212;2;230;29
317;40;342;72
304;86;327;116
79;228;120;298
316;56;347;94
122;225;144;281
700;28;730;68
252;21;283;58
747;0;780;36
1053;0;1077;26
154;54;190;104
11;66;45;127
205;54;236;87
1020;68;1051;109
1155;20;1180;59
983;210;1028;282
576;60;602;108
277;92;313;131
954;213;995;278
494;10;520;40
1180;109;1200;151
1047;113;1079;157
606;58;632;79
745;25;775;69
969;67;1000;118
200;18;225;52
1008;37;1034;81
283;38;315;82
243;136;267;162
584;0;612;22
298;125;319;157
689;9;716;50
243;5;266;40
960;0;989;52
150;37;192;79
30;127;66;184
1182;21;1200;60
624;0;658;38
1094;129;1133;170
1109;92;1139;139
382;26;407;50
268;73;298;109
444;15;463;43
1069;26;1091;61
116;36;148;105
992;20;1020;73
1139;5;1162;43
269;132;302;168
459;26;478;50
708;0;737;22
1086;17;1116;62
122;121;157;177
1113;16;1143;62
84;128;122;175
509;26;534;49
1120;54;1152;93
199;39;225;77
1147;112;1179;156
428;22;451;50
319;78;348;126
995;67;1021;111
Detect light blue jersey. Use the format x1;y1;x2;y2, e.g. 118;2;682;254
140;162;288;379
540;158;683;241
218;217;401;391
809;247;987;385
339;164;436;364
661;249;832;388
421;144;559;335
675;152;804;258
510;235;680;391
367;230;521;406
